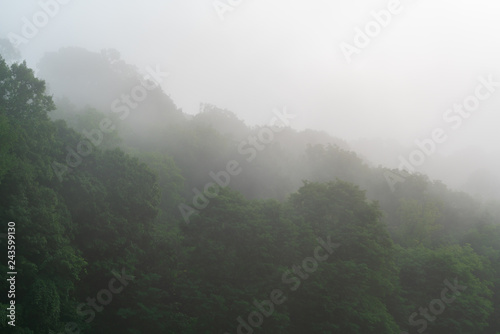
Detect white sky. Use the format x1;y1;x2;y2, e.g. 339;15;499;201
1;0;500;155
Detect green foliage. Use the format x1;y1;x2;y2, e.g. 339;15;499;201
396;244;493;333
392;197;443;247
1;53;500;334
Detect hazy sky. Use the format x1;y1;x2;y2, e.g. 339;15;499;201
1;0;500;155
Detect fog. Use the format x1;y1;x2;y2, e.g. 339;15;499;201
2;0;500;196
4;3;500;332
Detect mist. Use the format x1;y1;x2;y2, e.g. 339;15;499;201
3;0;500;197
4;1;500;333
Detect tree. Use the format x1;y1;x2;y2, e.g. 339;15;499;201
396;244;493;334
287;180;400;333
0;56;86;333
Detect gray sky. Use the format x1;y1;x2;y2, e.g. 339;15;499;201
1;0;500;158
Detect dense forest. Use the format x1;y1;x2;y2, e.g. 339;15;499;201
1;49;500;334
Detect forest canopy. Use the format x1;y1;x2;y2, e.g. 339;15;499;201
1;51;499;334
